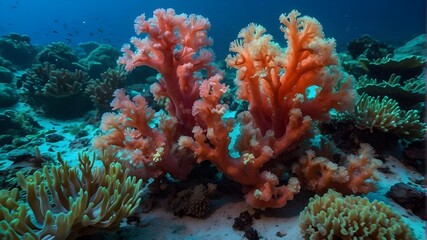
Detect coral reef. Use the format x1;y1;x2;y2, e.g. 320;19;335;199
85;67;127;116
37;42;79;71
77;43;121;78
180;10;354;208
0;6;424;239
19;63;92;119
0;110;40;147
0;33;37;68
347;34;394;60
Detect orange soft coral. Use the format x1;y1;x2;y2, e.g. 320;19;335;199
181;10;355;208
226;10;354;156
179;75;301;208
293;143;382;194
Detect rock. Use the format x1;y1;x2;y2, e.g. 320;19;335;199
0;66;14;83
0;33;37;68
394;34;426;57
0;83;19;108
46;134;64;143
387;182;426;220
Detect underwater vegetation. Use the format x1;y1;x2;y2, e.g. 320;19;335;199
0;7;425;240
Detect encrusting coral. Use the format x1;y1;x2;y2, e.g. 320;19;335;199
299;189;415;240
0;152;143;239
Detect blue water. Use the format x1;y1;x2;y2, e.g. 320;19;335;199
1;0;425;59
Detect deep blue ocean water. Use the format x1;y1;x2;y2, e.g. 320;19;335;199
1;0;425;59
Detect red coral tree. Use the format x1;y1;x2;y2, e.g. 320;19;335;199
94;8;218;179
179;10;355;208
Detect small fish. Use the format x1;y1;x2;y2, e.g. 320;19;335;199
67;33;73;36
63;23;68;29
10;6;17;9
54;19;59;23
89;32;94;36
52;30;58;33
97;28;104;33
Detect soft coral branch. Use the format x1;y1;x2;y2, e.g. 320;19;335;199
94;89;194;179
182;10;355;208
118;8;217;133
179;75;300;208
226;10;354;146
95;9;218;180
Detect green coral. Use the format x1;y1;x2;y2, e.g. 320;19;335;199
353;93;425;141
0;152;143;239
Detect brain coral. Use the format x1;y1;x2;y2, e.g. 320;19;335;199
299;189;415;240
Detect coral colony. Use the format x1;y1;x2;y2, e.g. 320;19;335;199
0;8;424;240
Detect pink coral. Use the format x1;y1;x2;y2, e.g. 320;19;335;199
118;8;217;132
96;8;218;179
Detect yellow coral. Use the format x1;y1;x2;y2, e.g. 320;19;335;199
0;152;143;239
299;189;415;240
